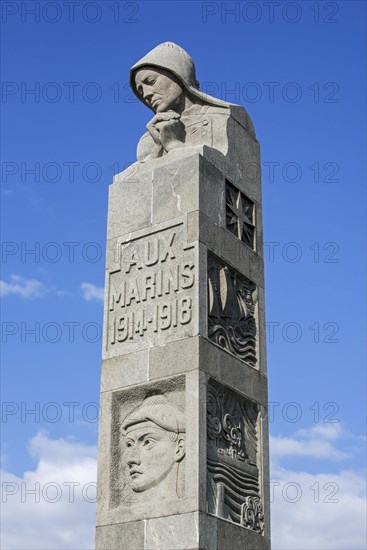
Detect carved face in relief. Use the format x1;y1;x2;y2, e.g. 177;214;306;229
134;67;185;113
123;421;185;493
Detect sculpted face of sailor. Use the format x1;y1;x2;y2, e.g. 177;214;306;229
134;66;198;154
134;67;189;114
124;421;185;493
121;396;186;500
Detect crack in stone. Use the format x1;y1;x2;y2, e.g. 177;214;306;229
169;163;182;212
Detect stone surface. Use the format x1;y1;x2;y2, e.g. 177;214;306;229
96;41;270;549
152;154;224;226
101;349;148;392
145;512;199;550
199;337;268;403
149;336;200;380
257;285;268;377
199;513;271;550
96;521;144;550
148;336;268;403
96;391;113;524
107;170;152;240
186;209;265;282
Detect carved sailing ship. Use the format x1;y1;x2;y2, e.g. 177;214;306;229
208;257;257;366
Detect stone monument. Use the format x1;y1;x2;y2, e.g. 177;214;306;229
96;42;271;549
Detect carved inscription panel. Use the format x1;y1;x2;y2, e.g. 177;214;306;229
106;224;197;356
207;253;258;367
207;379;264;534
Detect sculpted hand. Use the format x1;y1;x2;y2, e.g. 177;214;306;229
147;111;185;152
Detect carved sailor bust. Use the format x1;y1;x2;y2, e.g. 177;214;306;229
129;41;255;163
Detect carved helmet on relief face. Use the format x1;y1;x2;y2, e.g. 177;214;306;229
129;41;235;111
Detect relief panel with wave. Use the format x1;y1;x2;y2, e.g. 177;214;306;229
207;379;264;534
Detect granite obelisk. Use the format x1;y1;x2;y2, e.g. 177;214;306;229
96;42;271;549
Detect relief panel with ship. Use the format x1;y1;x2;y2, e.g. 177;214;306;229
207;253;257;367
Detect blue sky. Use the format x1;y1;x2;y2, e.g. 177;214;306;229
1;1;366;548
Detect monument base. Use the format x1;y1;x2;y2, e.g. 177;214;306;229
96;512;271;550
96;148;270;549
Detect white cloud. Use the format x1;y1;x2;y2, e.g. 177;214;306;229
270;424;366;549
296;422;344;441
0;275;47;299
81;282;104;303
271;468;367;549
270;423;351;463
270;434;350;462
1;432;97;550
